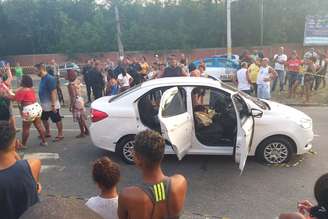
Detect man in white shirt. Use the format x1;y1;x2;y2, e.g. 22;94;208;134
236;62;251;95
272;47;287;92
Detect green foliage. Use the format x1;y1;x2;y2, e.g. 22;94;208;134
0;0;327;56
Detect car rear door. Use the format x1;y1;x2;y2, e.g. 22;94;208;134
158;87;192;160
232;94;254;173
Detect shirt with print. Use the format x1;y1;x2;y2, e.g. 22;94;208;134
287;59;302;73
117;73;132;87
38;74;60;111
86;196;118;219
274;54;287;71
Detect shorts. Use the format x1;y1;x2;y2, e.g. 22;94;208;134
22;103;42;122
257;84;271;100
41;109;62;123
288;72;301;88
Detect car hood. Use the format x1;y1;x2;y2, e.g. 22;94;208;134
262;100;311;121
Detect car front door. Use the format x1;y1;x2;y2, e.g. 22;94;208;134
232;94;254;172
158;87;192;160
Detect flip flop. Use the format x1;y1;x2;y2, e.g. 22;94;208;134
53;136;64;142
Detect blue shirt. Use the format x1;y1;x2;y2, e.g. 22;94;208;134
39;74;60;111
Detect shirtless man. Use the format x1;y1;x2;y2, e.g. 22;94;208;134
118;130;188;219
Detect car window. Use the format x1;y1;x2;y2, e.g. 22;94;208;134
204;58;226;68
233;94;249;122
108;84;142;102
66;63;74;68
161;88;187;118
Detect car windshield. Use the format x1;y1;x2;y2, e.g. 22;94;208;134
221;82;269;110
108;83;142;103
204;58;227;68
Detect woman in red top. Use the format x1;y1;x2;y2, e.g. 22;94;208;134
13;75;47;148
287;51;302;98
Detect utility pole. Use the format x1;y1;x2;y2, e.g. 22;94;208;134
115;5;124;60
226;0;232;59
260;0;264;46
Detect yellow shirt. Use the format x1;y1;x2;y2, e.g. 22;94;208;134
248;63;260;83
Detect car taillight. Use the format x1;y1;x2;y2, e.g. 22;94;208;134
91;109;108;122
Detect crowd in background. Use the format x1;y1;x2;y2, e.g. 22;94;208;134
238;47;328;103
0;47;328;219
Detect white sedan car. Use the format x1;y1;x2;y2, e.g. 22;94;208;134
90;77;313;171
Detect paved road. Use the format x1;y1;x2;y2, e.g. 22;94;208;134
16;107;328;219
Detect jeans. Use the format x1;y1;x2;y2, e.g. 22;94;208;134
271;70;285;92
257;84;271;100
92;86;103;100
86;83;92;102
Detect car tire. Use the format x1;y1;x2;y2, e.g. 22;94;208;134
256;136;294;164
117;135;136;165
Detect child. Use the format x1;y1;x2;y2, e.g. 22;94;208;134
106;69;119;96
66;70;89;138
13;75;47;148
86;157;120;219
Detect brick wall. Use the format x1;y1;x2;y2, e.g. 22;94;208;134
3;43;325;67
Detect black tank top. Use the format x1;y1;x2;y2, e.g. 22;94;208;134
0;160;39;219
137;177;180;219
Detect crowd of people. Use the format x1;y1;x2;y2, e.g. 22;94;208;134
0;47;328;219
237;47;328;102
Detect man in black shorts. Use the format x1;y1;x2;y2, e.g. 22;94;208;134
35;63;64;142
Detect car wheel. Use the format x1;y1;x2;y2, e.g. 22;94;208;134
256;136;294;164
117;135;135;165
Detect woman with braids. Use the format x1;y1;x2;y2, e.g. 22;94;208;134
86;157;120;219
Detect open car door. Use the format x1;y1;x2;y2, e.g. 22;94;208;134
232;94;254;173
158;87;192;160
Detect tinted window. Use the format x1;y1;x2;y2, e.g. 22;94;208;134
233;94;249;122
162;89;186;117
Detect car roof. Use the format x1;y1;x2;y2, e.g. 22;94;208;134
140;77;231;93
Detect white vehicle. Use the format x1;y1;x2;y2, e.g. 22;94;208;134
90;77;313;171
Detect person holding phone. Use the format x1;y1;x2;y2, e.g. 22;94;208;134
279;173;328;219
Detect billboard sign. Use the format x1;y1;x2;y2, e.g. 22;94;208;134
304;15;328;46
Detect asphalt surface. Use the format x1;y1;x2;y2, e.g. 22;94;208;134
15;107;328;219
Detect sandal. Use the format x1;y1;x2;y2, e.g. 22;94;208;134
53;136;64;142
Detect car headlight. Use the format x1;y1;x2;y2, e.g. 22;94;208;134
297;118;312;129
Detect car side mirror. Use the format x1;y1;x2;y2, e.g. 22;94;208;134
251;108;263;118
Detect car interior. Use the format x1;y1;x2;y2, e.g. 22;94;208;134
192;86;237;146
138;85;237;147
138;86;186;132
